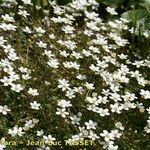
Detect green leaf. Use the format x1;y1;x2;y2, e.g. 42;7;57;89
121;9;148;27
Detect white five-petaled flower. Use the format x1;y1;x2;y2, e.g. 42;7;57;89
57;99;72;108
1;14;14;22
58;79;70;91
0;105;11;115
37;130;44;136
85;82;95;90
35;27;46;34
56;108;69;118
21;0;32;5
30;101;41;110
100;130;115;142
10;83;24;93
36;41;47;48
47;59;59;68
85;120;97;130
28;88;39;96
106;7;118;15
18;9;30;18
140;89;150;99
70;115;81;125
43;135;56;143
8;127;24;137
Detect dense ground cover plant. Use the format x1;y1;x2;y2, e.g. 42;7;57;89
0;0;150;150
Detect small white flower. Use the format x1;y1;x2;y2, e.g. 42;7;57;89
85;120;97;130
37;130;44;136
85;82;95;90
8;127;24;137
115;122;124;130
106;7;118;15
57;99;72;108
18;9;30;18
35;27;46;34
58;79;70;91
10;83;24;93
0;138;6;149
1;14;14;22
110;103;123;114
36;41;47;48
43;135;56;143
140;89;150;99
56;108;69;118
47;59;59;68
30;101;41;110
28;88;39;96
100;130;115;142
70;115;80;125
0;105;11;115
23;26;32;33
0;76;13;86
21;0;32;5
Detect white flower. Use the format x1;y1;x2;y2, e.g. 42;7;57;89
97;108;110;117
35;27;46;34
44;50;54;58
97;60;108;68
8;127;24;137
3;44;15;53
85;82;95;90
21;0;32;5
37;130;44;136
36;41;47;48
110;103;123;114
8;51;19;61
0;23;17;31
86;96;98;104
28;88;39;96
24;120;35;130
71;51;83;59
18;9;30;18
111;129;122;138
76;74;87;80
43;135;56;143
70;115;81;125
56;108;69;118
62;25;75;34
115;122;124;130
60;50;69;57
0;138;6;149
10;73;20;81
22;74;31;80
106;7;118;15
85;120;97;130
1;14;14;22
0;105;11;115
0;76;13;86
47;59;59;68
23;26;32;33
58;79;70;91
30;101;41;110
57;99;72;108
88;130;99;140
110;93;122;102
18;67;28;73
100;130;115;142
0;36;7;46
140;89;150;99
49;34;56;39
10;83;24;93
146;107;150;114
